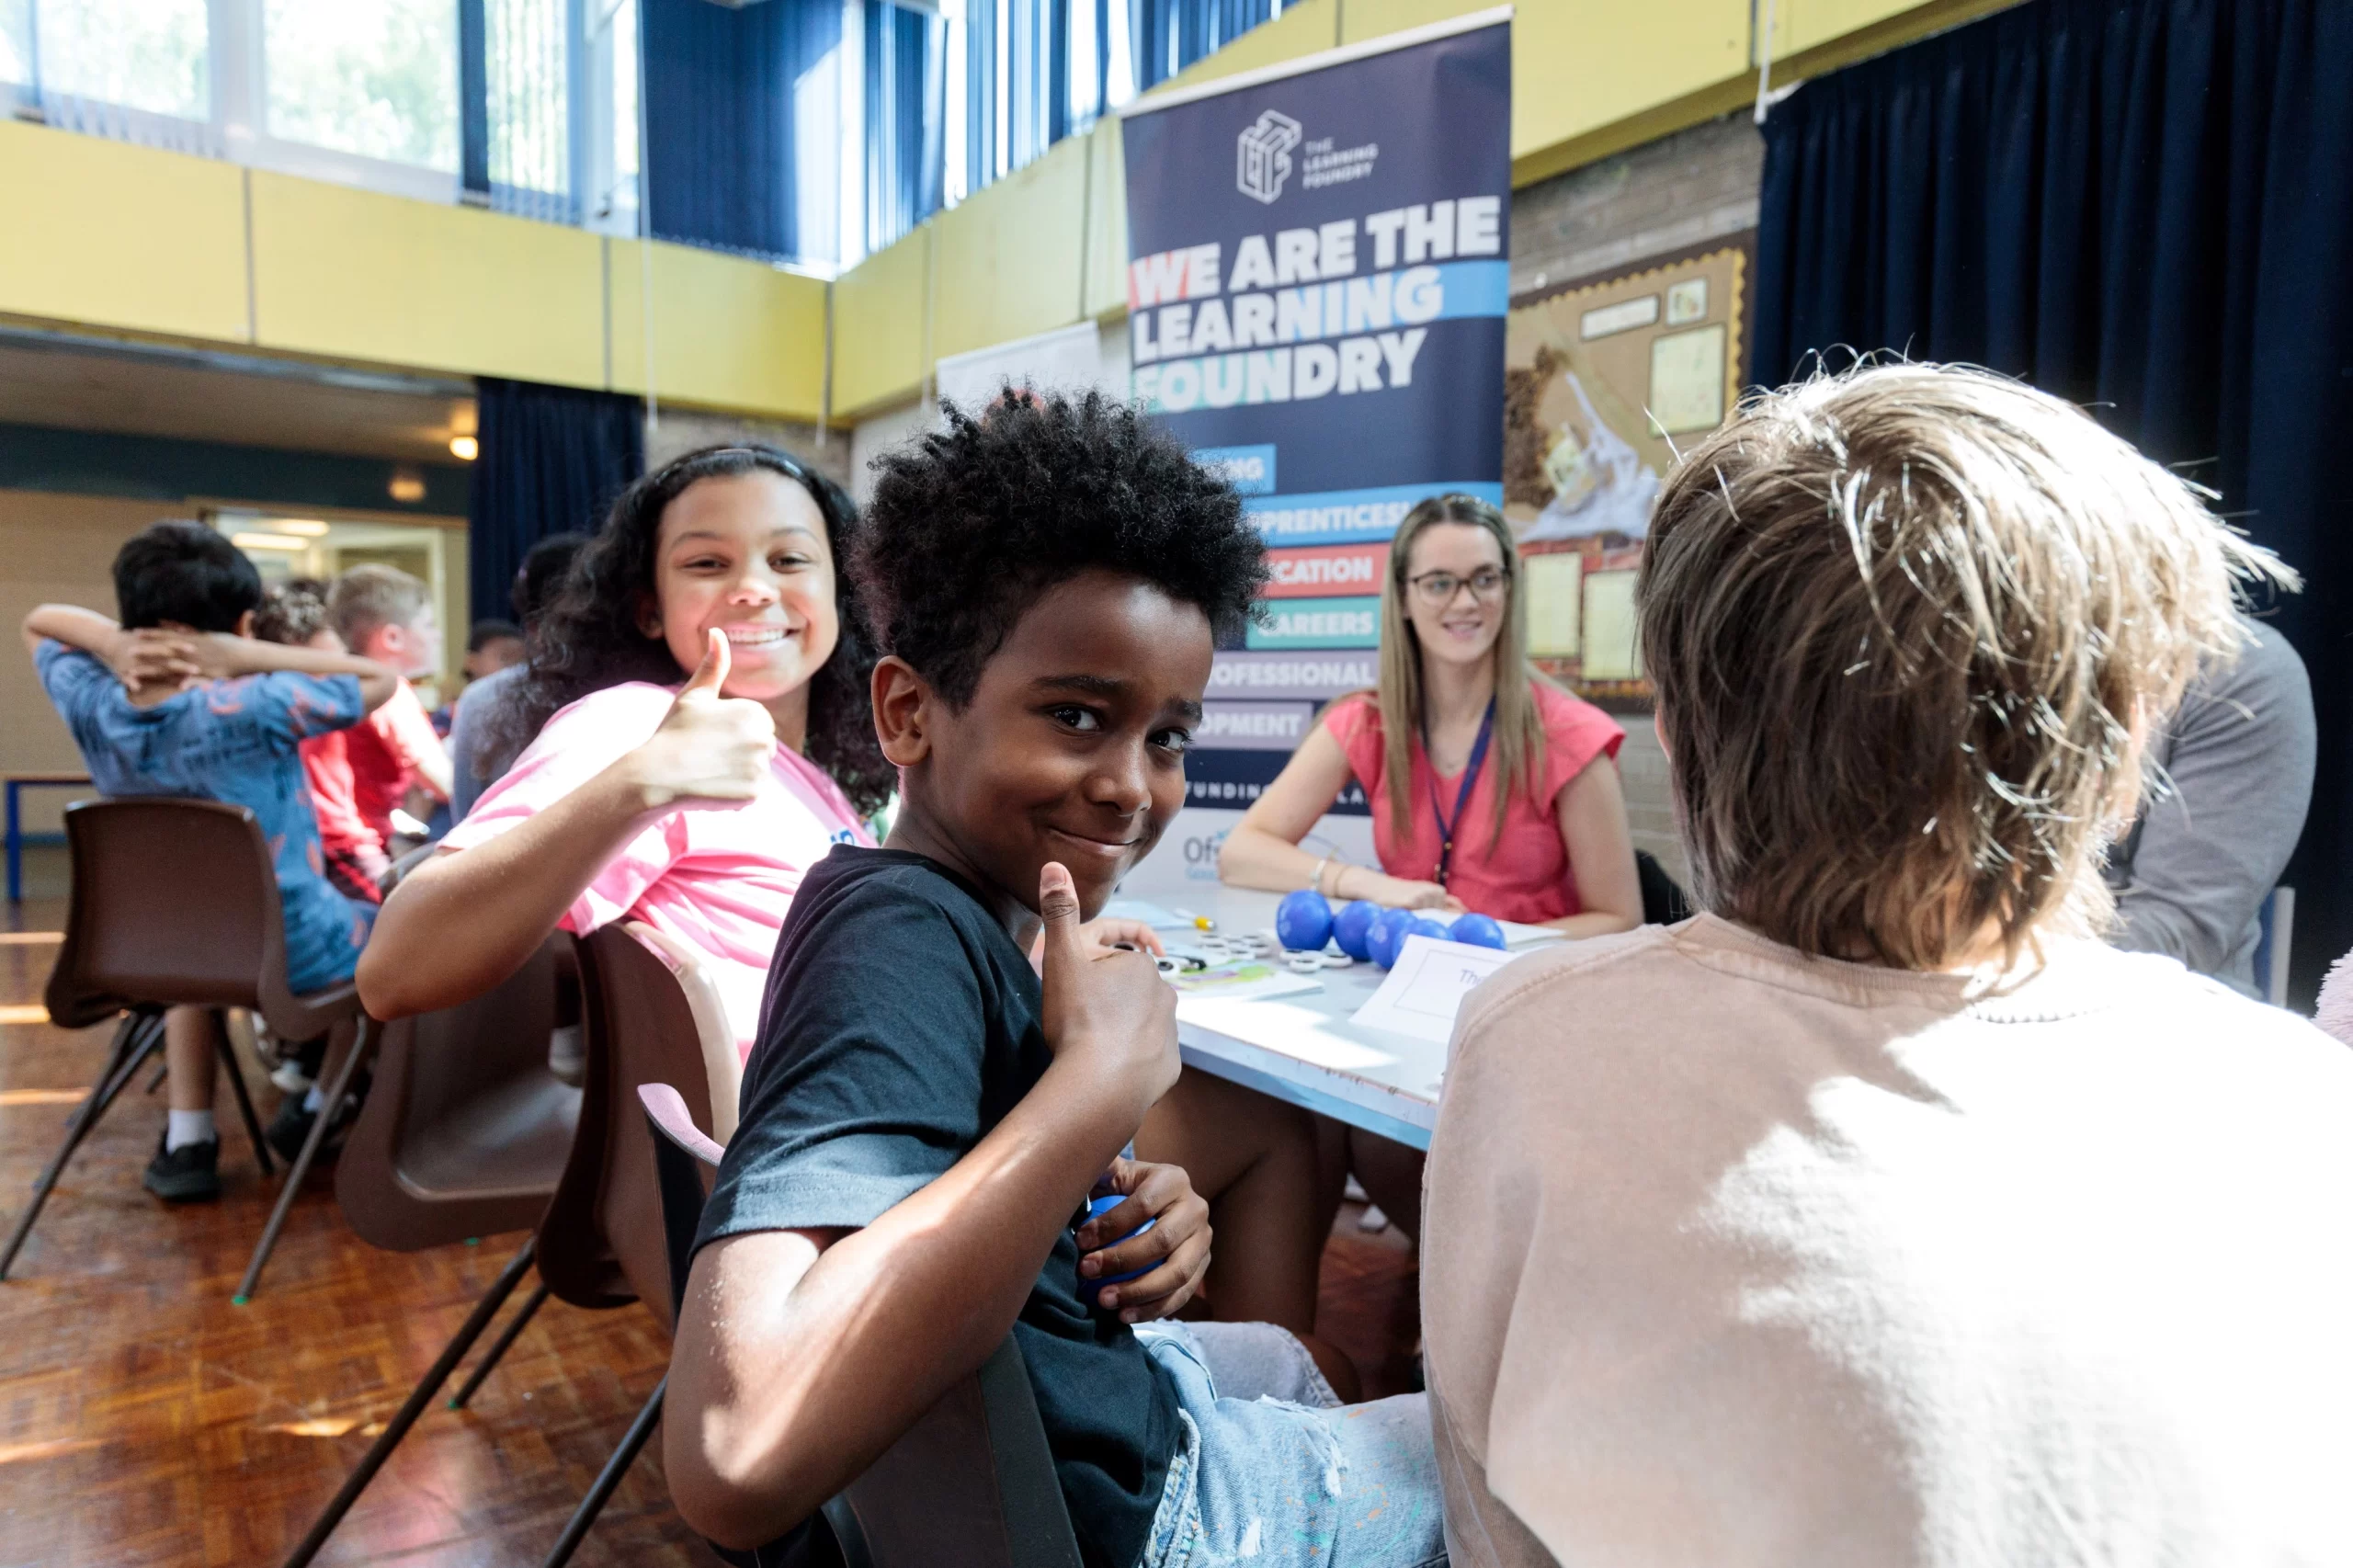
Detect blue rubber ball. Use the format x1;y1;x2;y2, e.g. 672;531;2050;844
1084;1192;1158;1290
1331;899;1381;961
1367;907;1418;968
1449;913;1506;950
1275;889;1336;951
1407;915;1452;947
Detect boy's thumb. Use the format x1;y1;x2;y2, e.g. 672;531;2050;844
682;628;730;696
1038;861;1084;968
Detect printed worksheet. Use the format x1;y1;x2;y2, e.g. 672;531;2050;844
1348;936;1518;1044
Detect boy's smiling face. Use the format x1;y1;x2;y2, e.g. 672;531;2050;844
876;568;1211;926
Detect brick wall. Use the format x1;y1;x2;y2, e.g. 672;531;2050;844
1510;112;1764;297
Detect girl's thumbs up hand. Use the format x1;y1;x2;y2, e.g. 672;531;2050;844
621;630;775;812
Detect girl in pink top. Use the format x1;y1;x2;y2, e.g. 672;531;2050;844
1221;493;1643;1237
360;446;889;1058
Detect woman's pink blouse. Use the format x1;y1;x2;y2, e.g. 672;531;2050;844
1323;681;1624;924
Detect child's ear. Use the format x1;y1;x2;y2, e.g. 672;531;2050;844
635;595;663;642
871;655;934;767
233;610;256;640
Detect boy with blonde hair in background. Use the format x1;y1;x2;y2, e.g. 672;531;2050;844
1424;363;2353;1566
326;564;451;846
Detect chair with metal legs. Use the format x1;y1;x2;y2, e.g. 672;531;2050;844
278;925;582;1568
528;920;737;1568
1;799;364;1290
283;915;701;1568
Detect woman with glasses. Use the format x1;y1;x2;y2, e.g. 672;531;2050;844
1222;492;1642;934
1220;494;1643;1236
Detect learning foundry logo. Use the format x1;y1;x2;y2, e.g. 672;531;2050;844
1236;109;1302;204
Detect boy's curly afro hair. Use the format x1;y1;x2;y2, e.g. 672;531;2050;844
854;389;1268;707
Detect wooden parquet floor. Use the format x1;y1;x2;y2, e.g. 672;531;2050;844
0;863;1421;1567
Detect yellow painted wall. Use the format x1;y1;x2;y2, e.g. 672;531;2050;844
0;121;248;344
931;137;1092;363
250;173;608;387
608;240;828;420
1081;120;1130;321
1512;0;1750;179
831;228;932;419
1770;0;1938;59
0;119;829;421
1337;0;1486;47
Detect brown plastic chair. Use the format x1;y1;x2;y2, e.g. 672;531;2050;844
334;930;581;1249
550;921;1081;1568
282;908;585;1568
289;919;737;1568
0;799;367;1295
517;922;738;1567
639;1083;1083;1568
536;919;733;1322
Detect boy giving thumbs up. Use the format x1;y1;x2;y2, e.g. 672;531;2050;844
664;392;1444;1568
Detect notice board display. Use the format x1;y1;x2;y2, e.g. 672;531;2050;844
1503;243;1748;702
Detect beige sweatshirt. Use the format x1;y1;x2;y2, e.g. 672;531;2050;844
1424;915;2353;1568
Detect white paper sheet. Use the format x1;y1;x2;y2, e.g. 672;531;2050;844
1348;935;1518;1044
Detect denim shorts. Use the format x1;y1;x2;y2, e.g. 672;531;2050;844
1134;1321;1447;1568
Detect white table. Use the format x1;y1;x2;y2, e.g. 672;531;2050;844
1148;886;1479;1151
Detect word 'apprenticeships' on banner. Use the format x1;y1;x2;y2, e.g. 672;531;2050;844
1116;10;1510;892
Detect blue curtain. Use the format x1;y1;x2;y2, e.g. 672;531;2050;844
467;379;645;625
865;0;946;252
1751;0;2353;997
642;0;841;261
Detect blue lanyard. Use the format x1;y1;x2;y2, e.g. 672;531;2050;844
1422;700;1495;889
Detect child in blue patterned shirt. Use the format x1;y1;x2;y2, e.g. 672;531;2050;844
23;522;397;1202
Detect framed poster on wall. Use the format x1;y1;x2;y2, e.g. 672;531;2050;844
1504;241;1750;704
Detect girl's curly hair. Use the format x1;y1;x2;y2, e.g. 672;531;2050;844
484;444;892;815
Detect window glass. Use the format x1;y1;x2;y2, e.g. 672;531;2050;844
611;0;638;187
31;0;209;117
0;0;28;85
265;0;458;170
489;0;566;196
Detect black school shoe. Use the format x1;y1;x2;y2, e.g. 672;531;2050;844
143;1135;222;1203
266;1072;370;1164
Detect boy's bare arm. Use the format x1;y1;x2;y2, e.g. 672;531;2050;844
23;604;131;664
664;865;1181;1551
184;632;399;711
21;604;398;710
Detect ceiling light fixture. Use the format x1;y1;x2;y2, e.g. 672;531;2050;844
449;435;479;461
271;518;331;537
232;532;311;551
389;467;426;503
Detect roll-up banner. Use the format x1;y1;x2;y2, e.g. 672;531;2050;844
1115;8;1512;896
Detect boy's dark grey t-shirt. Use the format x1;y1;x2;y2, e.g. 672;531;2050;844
695;846;1179;1568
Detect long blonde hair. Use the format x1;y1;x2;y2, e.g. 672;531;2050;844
1376;494;1551;846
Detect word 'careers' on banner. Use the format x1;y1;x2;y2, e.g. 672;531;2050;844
1117;10;1511;892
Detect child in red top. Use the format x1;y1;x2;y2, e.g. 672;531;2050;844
327;564;451;846
255;578;388;903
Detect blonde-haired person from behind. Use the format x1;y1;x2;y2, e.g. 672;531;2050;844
1220;494;1643;1236
1424;362;2353;1567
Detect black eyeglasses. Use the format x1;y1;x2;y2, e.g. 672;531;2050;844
1404;567;1511;606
